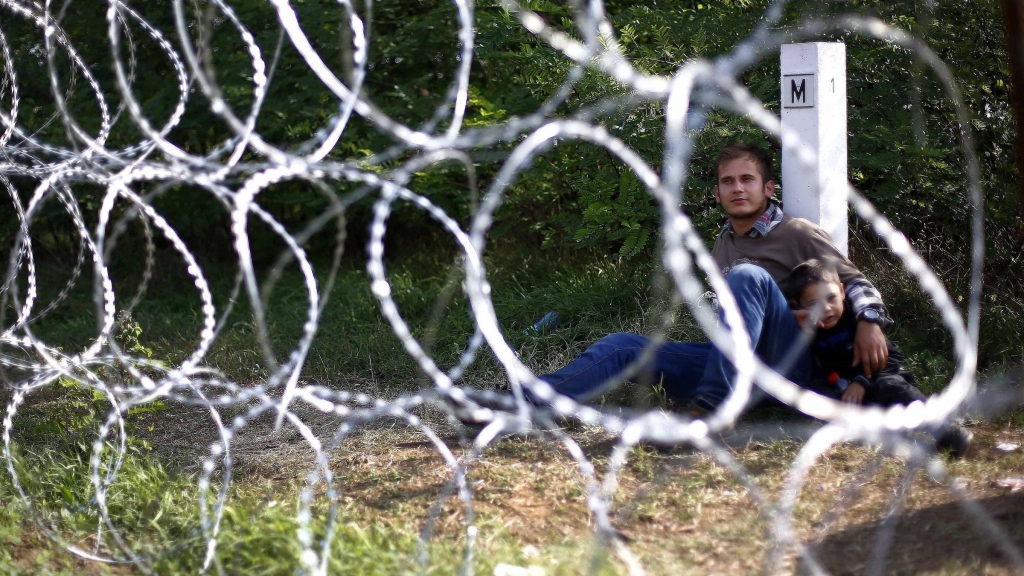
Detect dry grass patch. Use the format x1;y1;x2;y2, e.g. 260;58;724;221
298;419;1024;575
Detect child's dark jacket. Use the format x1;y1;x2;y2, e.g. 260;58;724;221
811;301;908;391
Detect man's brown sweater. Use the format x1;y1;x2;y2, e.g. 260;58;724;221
711;213;866;288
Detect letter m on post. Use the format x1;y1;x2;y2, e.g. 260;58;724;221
791;78;806;104
782;73;815;109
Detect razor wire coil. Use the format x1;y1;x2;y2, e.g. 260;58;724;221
0;0;1010;574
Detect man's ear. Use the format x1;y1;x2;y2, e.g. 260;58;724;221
713;185;721;204
839;283;846;299
764;179;776;198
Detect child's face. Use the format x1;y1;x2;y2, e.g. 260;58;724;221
799;281;845;329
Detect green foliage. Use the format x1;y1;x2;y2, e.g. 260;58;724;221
115;311;153;360
0;446;409;574
0;0;1016;368
27;378;109;453
3;0;1015;270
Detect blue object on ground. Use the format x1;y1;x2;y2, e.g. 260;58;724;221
524;310;561;335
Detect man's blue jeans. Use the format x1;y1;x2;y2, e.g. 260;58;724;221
538;264;815;409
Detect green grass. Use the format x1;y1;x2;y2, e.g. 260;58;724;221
0;438;628;575
23;247;675;389
3;447;377;574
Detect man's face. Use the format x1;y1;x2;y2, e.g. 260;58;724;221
714;156;774;221
799;281;846;330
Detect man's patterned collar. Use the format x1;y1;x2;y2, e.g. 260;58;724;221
720;203;783;238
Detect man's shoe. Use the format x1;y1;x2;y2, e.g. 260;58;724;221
683;399;740;443
935;424;974;460
445;391;502;434
448;406;490;435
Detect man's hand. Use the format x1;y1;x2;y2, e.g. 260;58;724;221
841;382;866;404
852;320;888;378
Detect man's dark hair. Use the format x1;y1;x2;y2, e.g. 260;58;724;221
784;258;841;305
715;142;773;183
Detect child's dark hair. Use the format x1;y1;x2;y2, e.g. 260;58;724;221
784;258;841;306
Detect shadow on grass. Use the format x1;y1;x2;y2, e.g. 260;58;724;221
806;492;1024;575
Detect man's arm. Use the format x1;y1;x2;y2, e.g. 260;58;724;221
844;278;892;326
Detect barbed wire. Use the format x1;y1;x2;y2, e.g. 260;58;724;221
0;0;1015;574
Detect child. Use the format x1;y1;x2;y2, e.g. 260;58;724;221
784;259;972;458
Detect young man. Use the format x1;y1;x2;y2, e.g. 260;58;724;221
532;142;891;410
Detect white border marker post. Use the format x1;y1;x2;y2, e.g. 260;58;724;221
781;42;848;257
